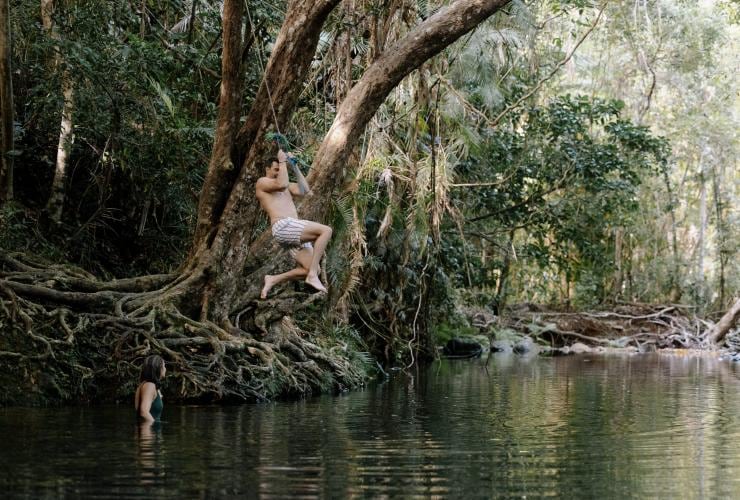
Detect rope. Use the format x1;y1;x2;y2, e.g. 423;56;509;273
244;1;310;172
244;0;281;136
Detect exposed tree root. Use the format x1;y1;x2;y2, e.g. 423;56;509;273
0;253;368;405
468;303;738;355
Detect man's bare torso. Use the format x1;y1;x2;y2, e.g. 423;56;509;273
256;180;298;224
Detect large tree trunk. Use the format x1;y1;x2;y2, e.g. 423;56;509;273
193;0;511;326
334;0;354;106
42;0;76;223
0;0;13;203
188;0;342;321
302;0;511;222
191;0;341;254
225;0;511;311
46;74;74;221
190;0;244;256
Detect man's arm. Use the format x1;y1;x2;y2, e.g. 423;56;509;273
256;153;290;193
276;150;290;186
288;159;311;196
256;175;288;193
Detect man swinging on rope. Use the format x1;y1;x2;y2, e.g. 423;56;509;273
256;148;332;298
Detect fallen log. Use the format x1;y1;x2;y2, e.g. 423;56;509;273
708;298;740;345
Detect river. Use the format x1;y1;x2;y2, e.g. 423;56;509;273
2;353;740;498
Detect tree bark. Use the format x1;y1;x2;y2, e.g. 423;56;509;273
0;0;13;203
188;0;342;321
139;0;146;37
190;0;244;255
301;0;511;223
187;0;198;45
613;226;623;300
42;0;76;223
711;162;727;307
696;148;707;302
46;73;74;222
334;0;354;105
190;0;510;323
708;298;740;345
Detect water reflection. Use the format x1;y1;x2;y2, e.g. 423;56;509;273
135;421;164;488
2;354;740;498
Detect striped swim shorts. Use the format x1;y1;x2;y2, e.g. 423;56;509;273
272;217;312;256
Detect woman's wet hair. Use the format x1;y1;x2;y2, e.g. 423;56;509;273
139;355;165;387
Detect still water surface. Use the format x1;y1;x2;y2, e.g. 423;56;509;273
2;354;740;498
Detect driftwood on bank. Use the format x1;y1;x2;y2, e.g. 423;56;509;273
707;298;740;345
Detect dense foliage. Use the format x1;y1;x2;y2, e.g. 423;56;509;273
1;0;737;367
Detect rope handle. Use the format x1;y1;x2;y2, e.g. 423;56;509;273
266;132;311;171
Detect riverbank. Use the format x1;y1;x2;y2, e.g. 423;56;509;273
451;302;740;359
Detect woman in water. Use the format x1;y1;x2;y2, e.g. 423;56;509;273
134;355;166;422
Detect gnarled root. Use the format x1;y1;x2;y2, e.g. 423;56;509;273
0;254;368;405
494;303;717;352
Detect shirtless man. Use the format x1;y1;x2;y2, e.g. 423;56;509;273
256;148;332;298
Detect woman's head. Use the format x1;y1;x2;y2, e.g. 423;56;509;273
139;355;166;387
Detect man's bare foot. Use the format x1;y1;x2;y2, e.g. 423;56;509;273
305;273;327;293
261;275;276;299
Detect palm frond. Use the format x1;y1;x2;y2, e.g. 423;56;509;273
479;83;505;110
147;76;176;116
170;15;191;34
332;193;354;231
441;91;467;121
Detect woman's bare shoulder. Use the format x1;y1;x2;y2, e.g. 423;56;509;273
138;382;157;394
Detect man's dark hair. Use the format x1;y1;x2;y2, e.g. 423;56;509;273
139;355;164;388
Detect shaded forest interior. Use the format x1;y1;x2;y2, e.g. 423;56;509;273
0;0;738;404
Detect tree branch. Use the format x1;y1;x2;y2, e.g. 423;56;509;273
490;2;608;127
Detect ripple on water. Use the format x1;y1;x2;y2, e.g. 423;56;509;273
3;354;740;498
